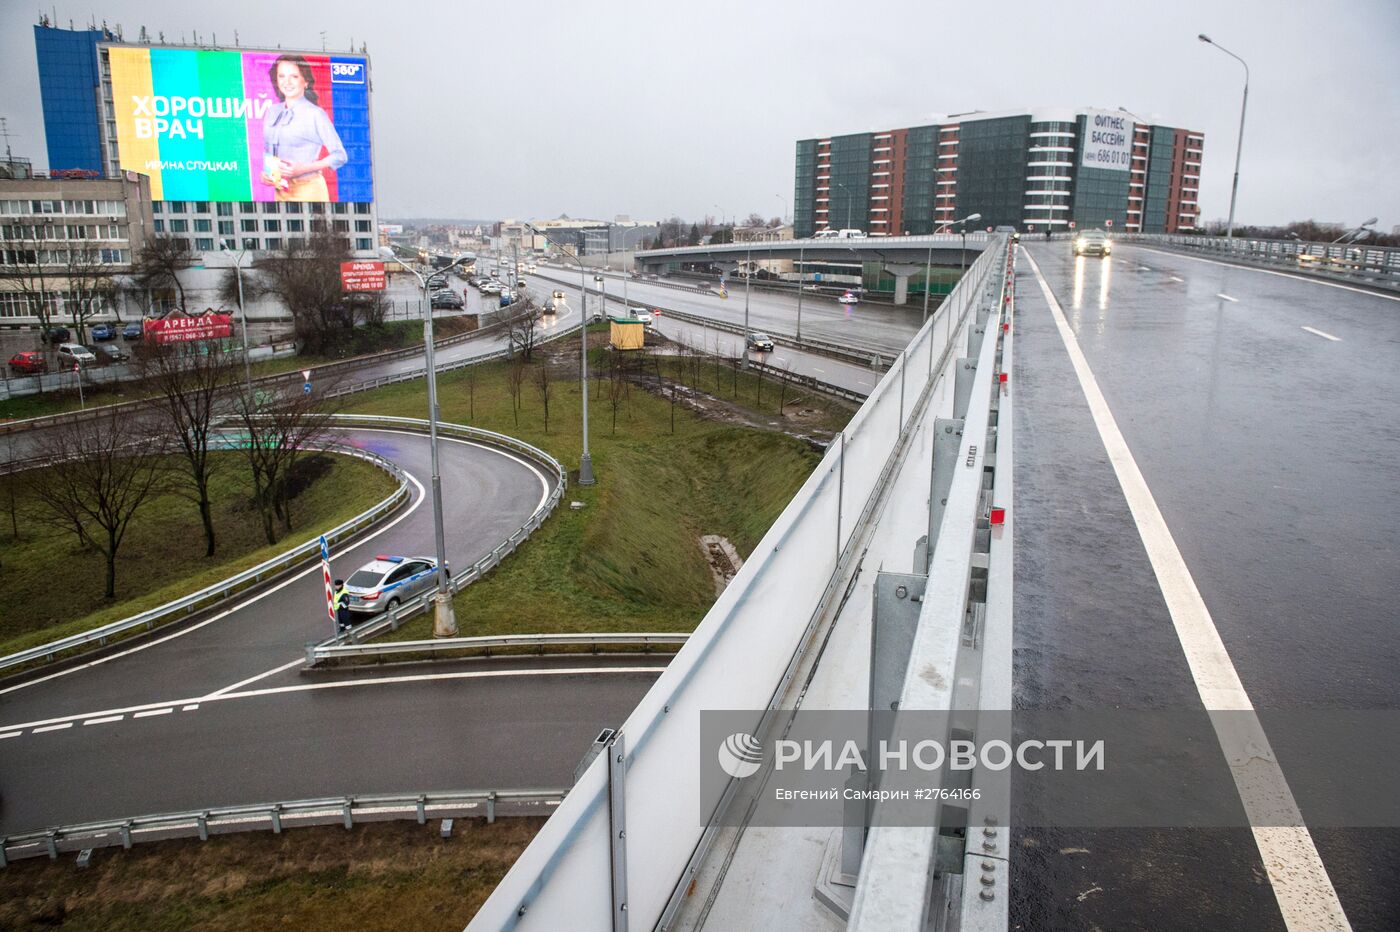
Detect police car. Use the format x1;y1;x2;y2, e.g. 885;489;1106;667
344;555;439;614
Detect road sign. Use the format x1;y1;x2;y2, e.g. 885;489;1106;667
1069;221;1077;229
340;261;386;292
303;382;312;395
1105;219;1114;227
320;535;335;624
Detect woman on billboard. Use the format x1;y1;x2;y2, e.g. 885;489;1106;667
259;54;347;202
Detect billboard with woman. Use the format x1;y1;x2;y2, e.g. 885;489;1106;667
106;46;372;203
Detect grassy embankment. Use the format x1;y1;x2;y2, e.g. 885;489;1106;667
340;328;854;639
0;451;396;658
0;819;539;932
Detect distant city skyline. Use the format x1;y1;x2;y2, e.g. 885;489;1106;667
2;0;1396;231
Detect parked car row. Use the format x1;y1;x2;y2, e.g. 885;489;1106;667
40;321;145;345
9;341;129;376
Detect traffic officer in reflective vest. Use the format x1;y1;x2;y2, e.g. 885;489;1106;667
333;579;352;633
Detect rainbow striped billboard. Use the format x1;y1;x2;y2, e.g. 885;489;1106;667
107;47;372;203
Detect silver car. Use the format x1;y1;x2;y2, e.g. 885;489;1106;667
344;555;438;614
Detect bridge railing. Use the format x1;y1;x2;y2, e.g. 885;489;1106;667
470;237;1008;931
1120;233;1400;291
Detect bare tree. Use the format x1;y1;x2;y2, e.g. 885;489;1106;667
0;220;61;342
131;235;193;312
60;242;116;343
506;355;526;427
778;360;793;412
28;406;168;598
535;352;552;434
258;231;383;354
608;353;626;434
134;340;241;556
231;380;340;544
505;291;544;361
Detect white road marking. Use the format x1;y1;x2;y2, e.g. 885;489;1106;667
1131;243;1400;303
1301;326;1341;342
1170;276;1184;283
217;665;670;701
812;367;826;374
181;704;200;711
133;708;173;718
0;460;428;699
0;730;21;739
0;665;665;735
202;658;305;700
83;714;124;726
33;722;73;733
1215;293;1239;302
1137;266;1152;272
1024;249;1350;932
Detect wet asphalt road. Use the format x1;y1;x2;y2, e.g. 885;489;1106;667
1011;241;1400;929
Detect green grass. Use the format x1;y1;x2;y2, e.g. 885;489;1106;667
0;451;397;658
0;819;539;932
340;330;853;640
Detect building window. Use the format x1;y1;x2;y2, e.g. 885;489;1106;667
355;220;371;233
221;238;236;251
333;220;349;233
170;219;189;233
241;202;256;212
193;201;209;213
242;237;259;251
287;219;304;232
218;220;235;235
356;237;372;251
265;237;282;251
168;201;186;213
332;203;348;215
263;219;281;232
153;219;165;233
308;203;325;214
241;219;258;233
216;202;233;216
354;203;371;214
195;237;214;251
194;219;212;233
151;202;163;214
261;202;280;214
284;202;302;214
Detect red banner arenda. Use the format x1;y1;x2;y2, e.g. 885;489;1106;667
144;313;234;344
341;260;387;292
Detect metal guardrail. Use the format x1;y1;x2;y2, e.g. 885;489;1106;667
306;415;569;655
1120;233;1400;292
0;439;411;674
311;632;688;665
746;359;870;404
0;789;567;865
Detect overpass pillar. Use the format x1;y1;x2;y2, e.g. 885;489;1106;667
884;263;923;306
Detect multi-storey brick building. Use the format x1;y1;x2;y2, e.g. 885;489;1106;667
794;108;1202;237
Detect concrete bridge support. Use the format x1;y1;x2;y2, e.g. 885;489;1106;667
884;263;924;306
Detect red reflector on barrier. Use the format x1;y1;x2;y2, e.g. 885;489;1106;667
990;507;1006;526
998;372;1009;383
1002;322;1010;332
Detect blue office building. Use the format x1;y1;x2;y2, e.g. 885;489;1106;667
34;24;109;174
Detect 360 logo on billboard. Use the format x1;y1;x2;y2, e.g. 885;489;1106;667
107;46;373;203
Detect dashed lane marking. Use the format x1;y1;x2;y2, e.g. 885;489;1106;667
133;708;173;719
1301;326;1341;342
1024;248;1350;932
1130;244;1400;303
32;722;72;733
83;715;124;726
0;730;20;739
1215;293;1239;302
1170;276;1184;282
182;704;200;711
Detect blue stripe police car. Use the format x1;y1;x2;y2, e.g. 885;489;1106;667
344;555;439;614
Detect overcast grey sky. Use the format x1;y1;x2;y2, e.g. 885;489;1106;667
3;0;1396;228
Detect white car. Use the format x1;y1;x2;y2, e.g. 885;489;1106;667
56;343;97;366
838;291;859;305
344;554;439;614
630;308;654;325
527;264;538;273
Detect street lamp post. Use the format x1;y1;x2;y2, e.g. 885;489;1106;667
379;246;471;637
1199;34;1249;242
742;241;752;369
218;243;255;396
523;222;594;485
795;244;805;341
